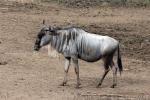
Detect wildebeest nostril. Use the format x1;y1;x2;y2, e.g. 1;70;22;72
34;45;40;51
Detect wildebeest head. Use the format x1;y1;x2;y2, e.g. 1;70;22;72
34;21;54;51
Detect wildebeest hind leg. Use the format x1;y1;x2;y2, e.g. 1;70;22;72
96;58;110;88
110;61;117;88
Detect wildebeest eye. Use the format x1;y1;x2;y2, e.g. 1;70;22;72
38;33;44;38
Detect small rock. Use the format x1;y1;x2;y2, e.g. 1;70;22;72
14;83;18;86
19;78;25;80
144;39;150;43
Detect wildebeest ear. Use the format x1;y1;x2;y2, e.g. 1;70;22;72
49;26;55;32
49;26;58;35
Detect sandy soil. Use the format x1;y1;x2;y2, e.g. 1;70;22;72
0;1;150;100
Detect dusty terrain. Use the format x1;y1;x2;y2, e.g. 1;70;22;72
0;1;150;100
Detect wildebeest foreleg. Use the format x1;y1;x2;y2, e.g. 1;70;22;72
60;57;71;86
72;59;81;88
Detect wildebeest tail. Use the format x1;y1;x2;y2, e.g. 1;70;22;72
117;45;123;75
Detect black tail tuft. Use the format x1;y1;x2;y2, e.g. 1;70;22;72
117;45;123;75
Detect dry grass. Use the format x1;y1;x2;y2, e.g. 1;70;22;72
4;0;35;3
4;0;150;7
40;0;150;7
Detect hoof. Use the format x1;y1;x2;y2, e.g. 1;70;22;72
75;85;81;89
96;83;101;88
78;82;81;86
75;84;81;89
110;84;116;88
59;82;66;86
96;85;100;88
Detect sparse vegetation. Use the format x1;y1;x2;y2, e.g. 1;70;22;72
40;0;150;7
4;0;150;7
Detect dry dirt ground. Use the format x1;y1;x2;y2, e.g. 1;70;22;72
0;1;150;100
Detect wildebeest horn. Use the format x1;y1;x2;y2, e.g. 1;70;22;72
43;20;45;25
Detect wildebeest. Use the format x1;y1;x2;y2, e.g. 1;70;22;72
34;22;123;88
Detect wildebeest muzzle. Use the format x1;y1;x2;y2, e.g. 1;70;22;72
34;39;41;51
34;44;41;51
